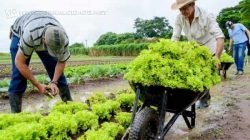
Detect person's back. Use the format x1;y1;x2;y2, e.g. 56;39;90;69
12;11;61;36
9;11;72;113
228;23;248;45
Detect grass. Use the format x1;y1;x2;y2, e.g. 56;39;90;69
0;53;134;64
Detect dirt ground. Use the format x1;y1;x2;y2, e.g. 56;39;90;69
0;64;250;140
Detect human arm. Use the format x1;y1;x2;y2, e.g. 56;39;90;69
171;15;182;41
49;45;70;95
207;13;225;58
15;49;48;94
49;61;66;95
228;38;233;52
245;29;250;44
9;31;12;39
215;38;224;59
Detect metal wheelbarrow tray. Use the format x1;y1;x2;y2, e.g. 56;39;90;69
124;83;208;140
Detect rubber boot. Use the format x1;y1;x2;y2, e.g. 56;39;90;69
9;93;23;113
59;86;73;102
197;90;211;109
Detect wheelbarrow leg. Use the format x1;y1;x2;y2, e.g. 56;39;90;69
223;70;227;79
182;104;196;129
191;104;196;127
157;90;168;140
222;64;226;79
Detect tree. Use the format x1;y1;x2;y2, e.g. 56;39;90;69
134;17;173;38
95;32;138;45
115;33;137;44
239;0;250;28
69;42;85;48
95;32;118;45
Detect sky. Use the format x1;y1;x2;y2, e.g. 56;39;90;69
0;0;241;53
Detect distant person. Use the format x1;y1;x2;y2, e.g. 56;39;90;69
9;11;72;113
226;21;250;75
171;0;225;108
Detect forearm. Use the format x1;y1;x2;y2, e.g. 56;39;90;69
15;59;39;87
228;38;233;50
52;61;66;82
215;38;224;59
9;31;12;39
246;30;250;40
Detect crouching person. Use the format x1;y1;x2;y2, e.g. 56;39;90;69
9;11;72;113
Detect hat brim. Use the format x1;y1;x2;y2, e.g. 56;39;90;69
171;0;195;10
46;43;64;58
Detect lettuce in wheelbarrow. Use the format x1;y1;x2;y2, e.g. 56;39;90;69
220;52;234;63
124;39;221;92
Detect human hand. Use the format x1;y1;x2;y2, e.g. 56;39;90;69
214;56;221;70
49;82;59;96
37;84;49;94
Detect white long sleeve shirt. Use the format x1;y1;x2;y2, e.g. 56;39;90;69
171;6;224;54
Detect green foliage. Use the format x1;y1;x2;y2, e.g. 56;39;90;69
0;112;42;130
134;17;173;38
89;43;150;56
124;39;221;92
115;112;131;128
95;32;119;45
50;101;88;114
88;92;107;104
35;75;49;84
92;100;120;120
220;52;234;63
0;78;10;88
69;43;89;55
70;42;85;48
74;110;99;131
65;64;127;84
0;122;47;140
83;122;124;140
95;32;137;46
116;93;135;108
40;112;78;140
239;0;250;28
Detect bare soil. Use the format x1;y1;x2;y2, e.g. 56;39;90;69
0;65;250;140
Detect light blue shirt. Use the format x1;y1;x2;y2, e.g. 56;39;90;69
228;23;248;45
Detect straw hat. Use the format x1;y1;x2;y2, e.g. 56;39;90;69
171;0;195;10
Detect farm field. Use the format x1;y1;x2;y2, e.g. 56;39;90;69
0;63;250;139
0;53;134;78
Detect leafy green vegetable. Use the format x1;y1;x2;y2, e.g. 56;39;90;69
220;52;234;63
124;39;221;92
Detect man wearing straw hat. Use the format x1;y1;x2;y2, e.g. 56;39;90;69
9;11;72;113
171;0;225;108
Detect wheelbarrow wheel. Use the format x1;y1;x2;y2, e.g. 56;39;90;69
129;107;159;140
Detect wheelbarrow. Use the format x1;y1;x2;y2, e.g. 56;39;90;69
122;83;208;140
219;62;233;79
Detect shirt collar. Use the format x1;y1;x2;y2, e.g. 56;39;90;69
194;6;199;19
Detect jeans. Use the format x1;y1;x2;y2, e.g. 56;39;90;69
8;34;69;95
233;41;247;72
